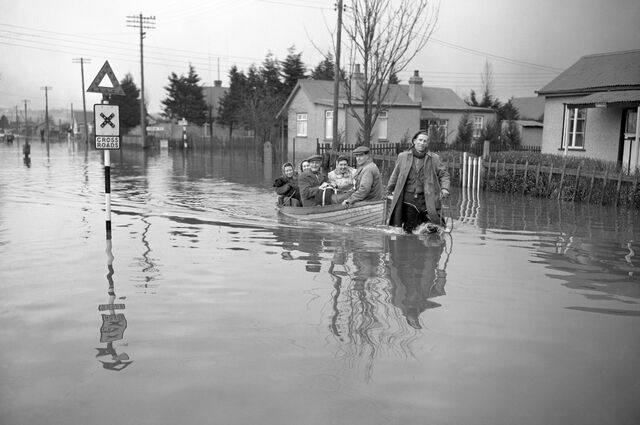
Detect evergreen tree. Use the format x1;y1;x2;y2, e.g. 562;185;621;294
501;120;522;148
311;52;335;80
0;115;8;129
110;73;140;134
161;64;208;125
498;97;520;121
480;119;501;145
455;113;474;145
389;71;400;84
281;46;307;97
217;65;247;138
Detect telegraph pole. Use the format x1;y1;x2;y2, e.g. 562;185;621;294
332;0;344;149
15;105;20;134
73;57;91;147
126;13;155;148
22;99;29;137
41;86;52;155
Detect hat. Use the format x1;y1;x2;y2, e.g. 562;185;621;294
353;145;370;155
307;154;322;162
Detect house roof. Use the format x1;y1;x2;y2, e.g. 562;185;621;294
565;89;640;107
538;49;640;95
277;78;492;118
511;96;545;121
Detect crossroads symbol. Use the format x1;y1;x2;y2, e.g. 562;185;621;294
100;112;116;128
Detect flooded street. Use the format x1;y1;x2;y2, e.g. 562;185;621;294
1;140;639;425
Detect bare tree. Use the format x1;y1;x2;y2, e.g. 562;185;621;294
341;0;439;145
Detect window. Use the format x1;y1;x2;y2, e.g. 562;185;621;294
473;116;483;139
324;110;333;140
564;107;586;149
378;111;388;140
296;113;307;137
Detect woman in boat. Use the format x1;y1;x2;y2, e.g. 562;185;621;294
299;159;310;173
274;162;301;207
328;155;355;204
386;130;450;233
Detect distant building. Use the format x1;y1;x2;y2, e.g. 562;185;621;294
537;49;640;172
506;96;546;147
277;66;496;161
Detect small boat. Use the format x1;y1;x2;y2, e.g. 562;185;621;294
278;199;388;226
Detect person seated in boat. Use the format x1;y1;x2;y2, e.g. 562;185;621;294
328;155;355;203
274;162;301;207
386;129;450;234
299;159;310;173
341;145;383;207
298;154;332;207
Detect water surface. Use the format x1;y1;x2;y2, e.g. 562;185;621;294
1;141;639;425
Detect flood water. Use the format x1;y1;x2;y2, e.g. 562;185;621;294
1;140;639;425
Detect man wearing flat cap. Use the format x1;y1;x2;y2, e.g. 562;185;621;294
341;145;383;207
298;154;332;206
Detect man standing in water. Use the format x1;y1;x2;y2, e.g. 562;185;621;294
386;130;450;233
298;155;331;206
341;145;383;207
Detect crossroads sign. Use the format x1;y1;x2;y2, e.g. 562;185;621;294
94;104;120;149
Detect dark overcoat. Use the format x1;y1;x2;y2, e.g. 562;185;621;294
386;150;450;226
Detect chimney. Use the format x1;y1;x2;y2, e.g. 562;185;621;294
214;80;222;87
408;70;423;104
350;64;364;101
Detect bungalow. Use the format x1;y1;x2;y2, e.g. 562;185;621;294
537;49;640;172
277;66;495;161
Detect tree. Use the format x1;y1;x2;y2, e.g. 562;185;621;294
480;119;501;145
233;54;288;143
311;52;335;80
498;97;520;121
341;0;438;145
455;113;474;145
0;115;8;129
502;120;522;148
218;65;247;138
109;73;140;134
281;46;307;97
161;64;208;125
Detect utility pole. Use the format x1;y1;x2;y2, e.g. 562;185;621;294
15;105;20;134
127;13;155;149
22;99;29;137
332;0;344;149
41;86;52;154
72;57;91;147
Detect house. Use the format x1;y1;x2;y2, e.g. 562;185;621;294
202;80;230;140
507;96;545;147
277;66;496;162
537;49;640;172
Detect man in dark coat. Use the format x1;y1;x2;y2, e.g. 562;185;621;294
386;130;450;233
298;155;331;207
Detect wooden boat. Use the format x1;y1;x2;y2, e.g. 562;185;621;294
278;199;388;226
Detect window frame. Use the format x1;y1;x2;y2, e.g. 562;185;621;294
378;110;389;141
324;110;333;140
563;107;587;149
296;113;308;137
473;115;484;139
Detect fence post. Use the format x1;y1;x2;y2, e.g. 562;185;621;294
572;164;582;202
462;152;468;187
522;161;529;195
615;170;623;206
558;162;567;200
587;168;596;203
601;169;609;205
483;140;490;159
547;163;554;197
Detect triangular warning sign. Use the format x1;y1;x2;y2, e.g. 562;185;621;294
87;61;125;96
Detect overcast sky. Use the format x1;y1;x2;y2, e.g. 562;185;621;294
1;0;639;114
